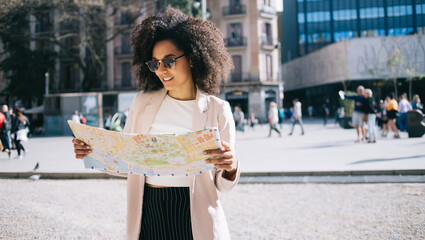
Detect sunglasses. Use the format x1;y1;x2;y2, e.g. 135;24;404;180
145;54;185;72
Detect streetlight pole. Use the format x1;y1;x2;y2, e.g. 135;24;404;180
45;72;49;95
202;0;207;20
275;42;283;108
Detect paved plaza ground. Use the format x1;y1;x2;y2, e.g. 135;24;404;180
0;120;424;175
1;120;424;239
1;179;424;240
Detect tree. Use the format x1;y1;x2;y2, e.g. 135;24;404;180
0;0;147;106
386;48;404;98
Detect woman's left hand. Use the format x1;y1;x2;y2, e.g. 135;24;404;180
204;141;238;181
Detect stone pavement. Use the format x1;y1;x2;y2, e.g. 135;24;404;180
1;179;424;239
0;119;424;180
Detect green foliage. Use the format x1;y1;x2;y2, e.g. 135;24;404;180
157;0;200;17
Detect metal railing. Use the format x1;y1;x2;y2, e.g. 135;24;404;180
228;72;260;83
222;4;246;16
224;37;247;47
261;5;276;15
261;36;274;47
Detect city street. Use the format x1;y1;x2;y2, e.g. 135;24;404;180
0;179;424;239
0;120;424;176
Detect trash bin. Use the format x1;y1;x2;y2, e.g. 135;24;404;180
407;110;425;138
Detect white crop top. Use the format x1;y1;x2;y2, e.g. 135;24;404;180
145;94;195;187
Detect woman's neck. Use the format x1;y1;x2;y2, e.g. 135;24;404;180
167;86;197;101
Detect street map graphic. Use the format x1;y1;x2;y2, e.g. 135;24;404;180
68;120;221;176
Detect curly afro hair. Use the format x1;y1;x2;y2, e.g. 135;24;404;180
131;8;233;95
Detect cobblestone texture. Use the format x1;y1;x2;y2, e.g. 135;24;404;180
1;179;424;240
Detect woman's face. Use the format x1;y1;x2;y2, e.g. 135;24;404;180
151;40;195;100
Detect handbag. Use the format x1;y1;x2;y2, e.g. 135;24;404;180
16;128;28;142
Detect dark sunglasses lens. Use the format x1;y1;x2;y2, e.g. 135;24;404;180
162;59;175;69
146;61;158;72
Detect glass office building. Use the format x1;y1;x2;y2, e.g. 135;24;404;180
283;0;425;62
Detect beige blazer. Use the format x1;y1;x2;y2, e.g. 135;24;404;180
114;88;240;240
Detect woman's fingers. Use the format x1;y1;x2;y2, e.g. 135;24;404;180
72;138;92;158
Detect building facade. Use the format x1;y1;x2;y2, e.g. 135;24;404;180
208;0;282;122
281;0;425;115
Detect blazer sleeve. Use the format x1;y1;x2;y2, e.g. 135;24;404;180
215;101;240;192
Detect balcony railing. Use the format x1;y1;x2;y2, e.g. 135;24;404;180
227;72;279;83
114;45;132;55
261;5;276;15
222;4;246;16
261;36;274;47
224;37;247;47
228;72;260;83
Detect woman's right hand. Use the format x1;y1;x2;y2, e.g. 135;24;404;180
72;138;93;159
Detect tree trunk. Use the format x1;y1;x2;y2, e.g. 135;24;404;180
393;78;398;98
409;79;412;102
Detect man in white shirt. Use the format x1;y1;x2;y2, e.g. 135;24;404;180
398;93;412;131
71;110;80;123
289;99;305;135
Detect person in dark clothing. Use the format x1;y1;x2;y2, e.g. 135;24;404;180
11;108;29;159
340;86;366;142
0;104;11;158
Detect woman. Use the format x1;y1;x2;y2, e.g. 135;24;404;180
363;89;377;143
268;102;281;137
385;93;400;138
11;108;29;159
72;8;239;240
412;94;423;111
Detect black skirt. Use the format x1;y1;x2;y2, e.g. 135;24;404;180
139;185;193;240
387;109;398;119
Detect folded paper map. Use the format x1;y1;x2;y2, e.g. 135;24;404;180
68;120;221;176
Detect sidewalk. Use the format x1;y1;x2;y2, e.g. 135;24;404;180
0;119;424;180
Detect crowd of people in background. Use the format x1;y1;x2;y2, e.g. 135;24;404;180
0;104;30;159
341;85;424;143
229;86;423;141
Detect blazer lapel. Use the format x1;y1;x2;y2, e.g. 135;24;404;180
191;89;208;131
137;89;167;133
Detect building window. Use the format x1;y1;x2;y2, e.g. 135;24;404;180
262;23;273;45
387;5;413;17
120;61;132;87
359;7;385;19
120;32;131;55
266;54;272;81
231;55;242;82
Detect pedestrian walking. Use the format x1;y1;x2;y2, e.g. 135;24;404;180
247;113;258;130
0;104;11;158
11;108;29;159
340;86;366;143
322;103;329;126
72;8;240;240
363;89;378;143
289;99;305;135
385;93;400;138
398;93;412;132
268;102;281;137
233;106;245;132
